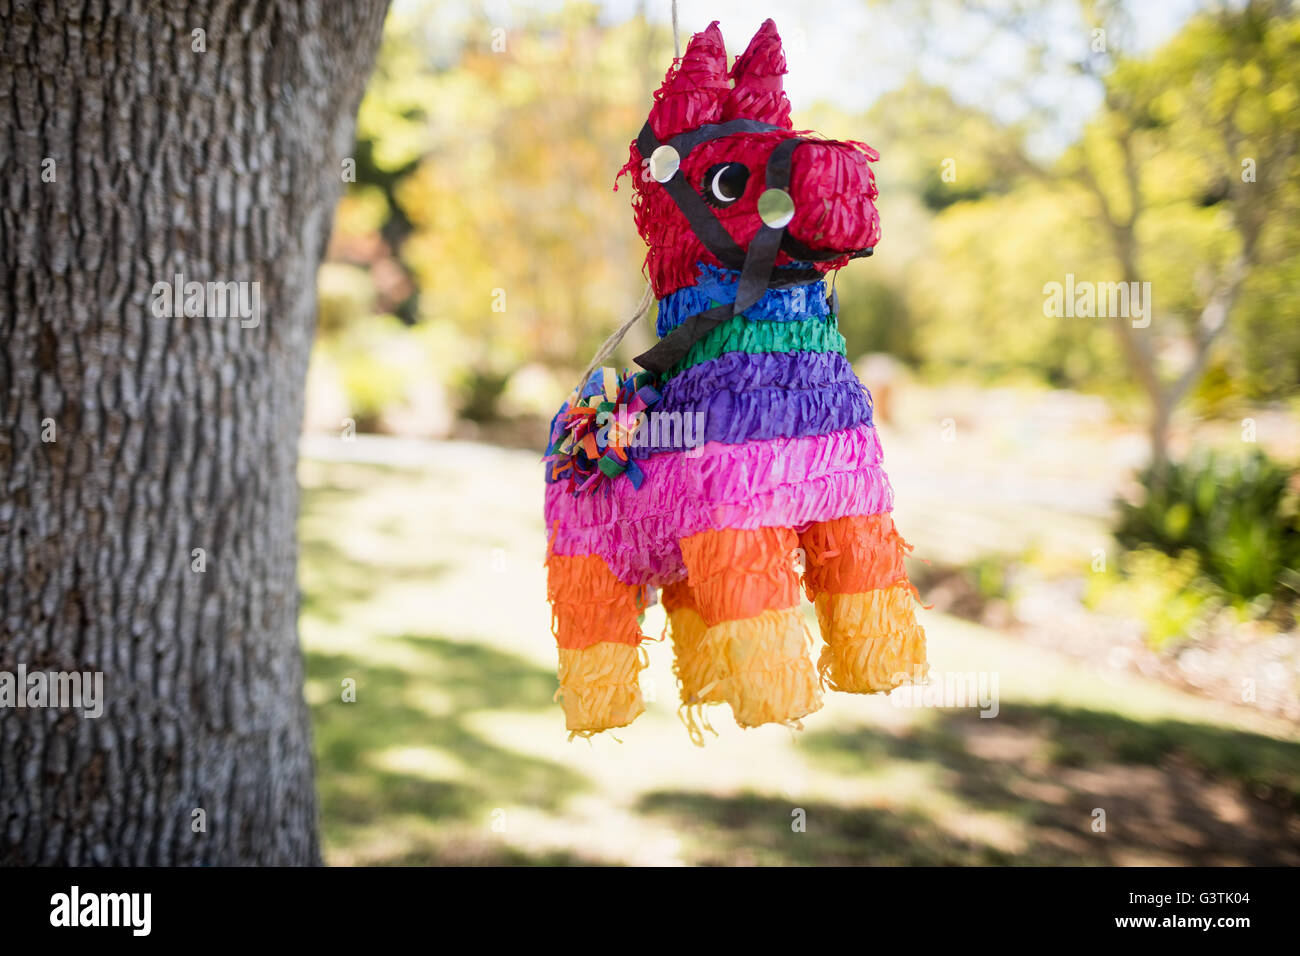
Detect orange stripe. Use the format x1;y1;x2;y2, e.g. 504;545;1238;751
660;578;697;614
799;513;909;599
678;526;800;625
547;554;645;650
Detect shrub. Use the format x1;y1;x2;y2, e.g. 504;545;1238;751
1086;548;1219;650
1115;450;1300;604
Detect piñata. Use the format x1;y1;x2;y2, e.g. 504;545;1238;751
544;19;928;741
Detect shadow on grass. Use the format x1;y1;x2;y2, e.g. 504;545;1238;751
298;527;455;624
781;703;1300;866
299;462;1298;865
638;701;1300;865
638;790;1020;865
356;836;616;866
301;474;602;863
308;635;588;861
991;702;1300;808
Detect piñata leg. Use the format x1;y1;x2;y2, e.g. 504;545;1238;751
546;553;646;734
661;579;726;707
679;527;822;728
799;513;927;693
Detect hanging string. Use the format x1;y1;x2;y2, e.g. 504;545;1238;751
573;282;654;392
567;4;677;394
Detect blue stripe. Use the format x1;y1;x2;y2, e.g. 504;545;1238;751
655;263;831;337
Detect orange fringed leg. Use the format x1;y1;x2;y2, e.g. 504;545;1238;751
661;579;726;706
799;513;928;693
661;578;726;743
547;554;647;735
678;527;822;729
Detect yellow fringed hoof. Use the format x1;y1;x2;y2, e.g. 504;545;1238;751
704;607;823;728
813;584;928;693
557;642;645;733
668;605;727;706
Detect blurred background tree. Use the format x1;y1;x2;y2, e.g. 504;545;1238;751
866;0;1300;465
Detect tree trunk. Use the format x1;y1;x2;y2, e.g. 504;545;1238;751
0;0;389;865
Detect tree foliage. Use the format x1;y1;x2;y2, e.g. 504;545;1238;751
320;0;1300;434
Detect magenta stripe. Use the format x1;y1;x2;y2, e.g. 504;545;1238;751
545;425;894;585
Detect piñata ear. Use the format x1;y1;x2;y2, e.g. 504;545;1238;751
721;18;793;129
646;21;729;141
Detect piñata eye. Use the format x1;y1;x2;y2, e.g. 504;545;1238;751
703;163;749;206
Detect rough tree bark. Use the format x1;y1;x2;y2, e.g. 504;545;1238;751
0;0;390;864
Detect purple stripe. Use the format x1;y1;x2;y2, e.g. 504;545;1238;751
629;351;873;457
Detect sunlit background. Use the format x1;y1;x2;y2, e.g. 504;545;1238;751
299;0;1300;865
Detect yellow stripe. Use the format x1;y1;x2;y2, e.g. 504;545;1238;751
556;642;645;733
813;583;927;693
701;607;822;728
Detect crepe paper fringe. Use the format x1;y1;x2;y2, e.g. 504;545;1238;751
655;263;830;337
678;700;721;748
660;350;862;405
721;19;793;129
787;138;881;258
634;376;873;457
666;605;726;703
543;329;855;486
545;366;663;494
544;340;869;470
556;642;646;734
545;426;893;586
615;22;780;297
547;553;648;650
812;583;928;694
679;526;801;625
659;578;695;614
646;21;730;143
661;580;726;745
800;512;912;599
663;313;846;380
701;606;823;728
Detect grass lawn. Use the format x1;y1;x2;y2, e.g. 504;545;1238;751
298;441;1300;866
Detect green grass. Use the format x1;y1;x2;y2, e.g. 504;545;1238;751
299;449;1300;866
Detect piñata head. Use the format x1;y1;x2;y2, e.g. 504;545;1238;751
618;19;882;298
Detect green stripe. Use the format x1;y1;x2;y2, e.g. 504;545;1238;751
665;314;847;379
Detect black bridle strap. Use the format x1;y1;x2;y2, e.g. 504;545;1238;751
636;121;755;271
632;301;735;375
783;236;875;263
733;136;799;314
635;136;807;376
662;118;786;158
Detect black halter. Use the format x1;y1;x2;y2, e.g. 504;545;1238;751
632;119;871;376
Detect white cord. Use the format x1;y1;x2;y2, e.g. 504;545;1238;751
573;283;654;393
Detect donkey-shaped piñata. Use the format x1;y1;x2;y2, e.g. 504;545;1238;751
544;19;927;739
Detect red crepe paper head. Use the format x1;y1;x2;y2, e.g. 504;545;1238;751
618;19;881;297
